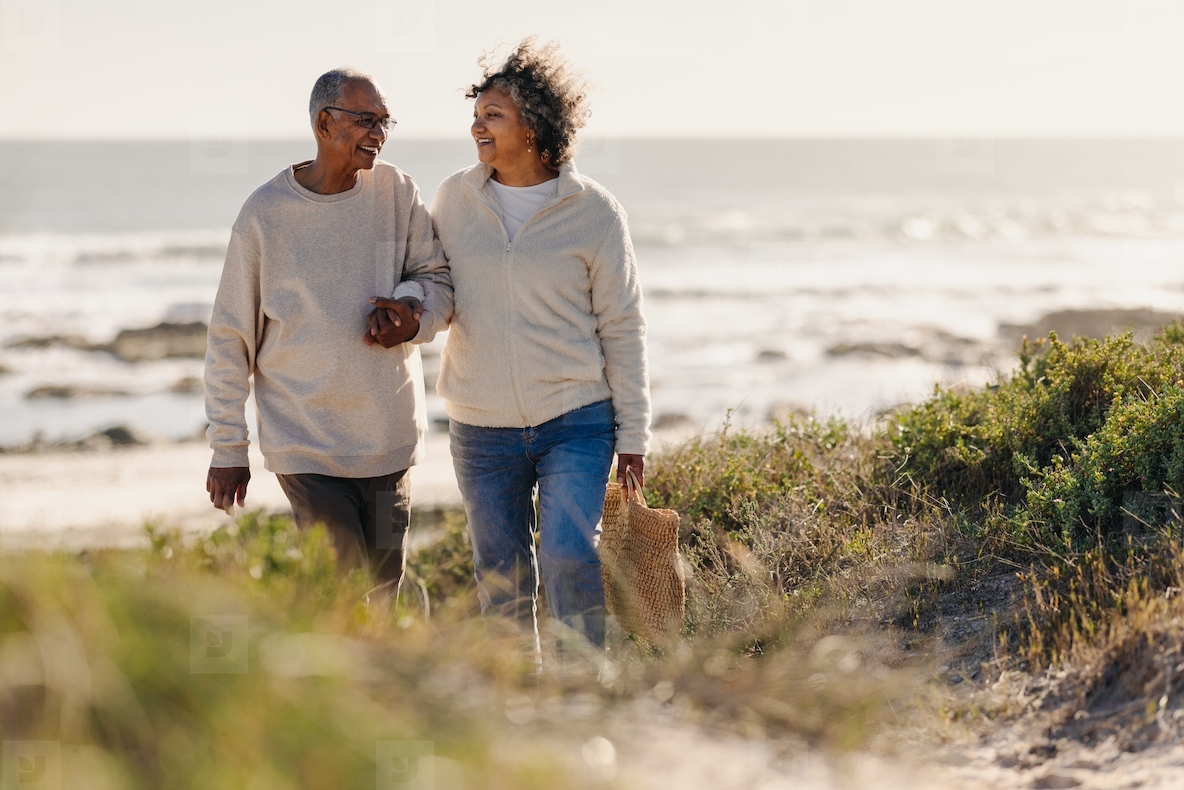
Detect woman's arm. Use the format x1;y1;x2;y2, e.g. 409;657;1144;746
588;202;652;472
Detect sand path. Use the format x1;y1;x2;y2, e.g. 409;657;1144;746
0;427;698;550
0;435;462;550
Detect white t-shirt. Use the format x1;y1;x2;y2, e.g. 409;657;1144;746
489;177;559;241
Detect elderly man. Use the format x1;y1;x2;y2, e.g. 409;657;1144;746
204;67;452;594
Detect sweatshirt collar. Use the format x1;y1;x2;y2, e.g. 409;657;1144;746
463;160;584;201
284;162;368;203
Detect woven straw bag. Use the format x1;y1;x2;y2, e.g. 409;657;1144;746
600;469;684;645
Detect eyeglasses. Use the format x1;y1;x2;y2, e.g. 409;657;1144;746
323;106;397;131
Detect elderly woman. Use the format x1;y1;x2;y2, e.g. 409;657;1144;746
433;41;650;650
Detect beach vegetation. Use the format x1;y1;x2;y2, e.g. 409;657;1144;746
3;321;1184;781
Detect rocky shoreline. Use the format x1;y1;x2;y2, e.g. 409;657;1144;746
825;307;1182;367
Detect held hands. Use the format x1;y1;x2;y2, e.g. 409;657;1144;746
616;454;645;487
207;466;250;515
365;296;423;348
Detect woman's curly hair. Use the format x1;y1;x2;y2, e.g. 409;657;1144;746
467;38;591;167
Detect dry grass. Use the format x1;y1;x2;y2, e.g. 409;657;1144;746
5;325;1184;784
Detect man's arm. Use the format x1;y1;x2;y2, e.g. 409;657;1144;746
204;228;261;512
398;180;453;343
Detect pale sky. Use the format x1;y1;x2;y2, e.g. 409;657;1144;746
4;0;1184;139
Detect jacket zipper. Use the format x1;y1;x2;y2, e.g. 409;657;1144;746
465;179;577;425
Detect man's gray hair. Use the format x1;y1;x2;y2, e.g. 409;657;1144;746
308;68;375;126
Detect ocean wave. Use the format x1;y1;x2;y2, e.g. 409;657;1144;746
0;230;228;266
628;189;1184;249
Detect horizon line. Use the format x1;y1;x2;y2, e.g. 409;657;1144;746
6;133;1184;143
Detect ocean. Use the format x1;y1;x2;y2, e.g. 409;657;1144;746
3;138;1184;446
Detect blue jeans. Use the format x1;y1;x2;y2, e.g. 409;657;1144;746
450;400;616;648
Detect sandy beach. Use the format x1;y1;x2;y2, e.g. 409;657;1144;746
0;427;700;551
0;434;463;550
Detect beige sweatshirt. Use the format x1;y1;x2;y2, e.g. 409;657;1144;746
205;160;453;477
431;162;651;455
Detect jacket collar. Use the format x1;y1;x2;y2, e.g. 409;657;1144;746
462;160;584;201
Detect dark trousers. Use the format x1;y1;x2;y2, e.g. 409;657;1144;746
276;470;410;592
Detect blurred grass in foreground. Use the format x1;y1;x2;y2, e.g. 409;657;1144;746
5;320;1183;784
0;510;912;789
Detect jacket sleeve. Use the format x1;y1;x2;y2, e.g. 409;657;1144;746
401;180;453;344
204;227;261;468
589;204;652;455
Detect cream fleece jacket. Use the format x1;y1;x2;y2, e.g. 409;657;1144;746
205;160;453;477
431;162;651;455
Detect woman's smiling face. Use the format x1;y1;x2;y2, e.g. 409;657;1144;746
471;87;533;171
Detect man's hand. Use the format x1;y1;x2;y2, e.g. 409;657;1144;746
616;454;645;488
365;296;423;348
207;466;250;514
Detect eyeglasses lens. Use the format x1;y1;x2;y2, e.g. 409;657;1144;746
356;115;395;131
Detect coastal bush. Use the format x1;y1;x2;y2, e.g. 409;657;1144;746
641;321;1184;679
1018;385;1184;547
642;414;957;646
646;414;886;535
404;510;478;616
890;327;1184;514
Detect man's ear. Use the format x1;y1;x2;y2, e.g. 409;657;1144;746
313;110;332;142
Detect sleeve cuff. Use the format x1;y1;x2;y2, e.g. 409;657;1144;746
392;280;426;302
210;446;250;468
614;437;651;456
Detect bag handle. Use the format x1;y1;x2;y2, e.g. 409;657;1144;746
624;466;646;506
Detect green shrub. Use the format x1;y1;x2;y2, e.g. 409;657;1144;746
646;414;880;534
891;325;1184;519
1019;384;1184;547
404;511;477;615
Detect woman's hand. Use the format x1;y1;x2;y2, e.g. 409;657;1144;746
616;454;645;487
365;296;423;347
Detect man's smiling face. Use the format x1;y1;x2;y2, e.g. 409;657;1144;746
321;79;390;172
